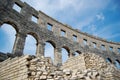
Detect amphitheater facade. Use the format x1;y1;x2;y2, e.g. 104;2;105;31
0;0;120;80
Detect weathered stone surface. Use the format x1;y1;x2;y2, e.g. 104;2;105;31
0;0;120;66
0;0;120;80
0;54;120;80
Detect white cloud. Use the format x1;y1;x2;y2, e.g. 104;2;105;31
90;25;96;32
20;0;110;37
21;0;110;16
96;13;105;21
93;22;120;40
75;16;95;30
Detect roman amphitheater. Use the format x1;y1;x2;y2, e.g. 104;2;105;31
0;0;120;80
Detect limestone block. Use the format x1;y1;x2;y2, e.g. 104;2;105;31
43;71;48;75
40;75;47;79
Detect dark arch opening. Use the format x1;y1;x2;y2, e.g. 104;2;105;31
28;32;39;43
74;50;82;56
24;34;37;55
0;23;16;53
46;40;56;48
106;58;112;63
44;41;55;62
115;59;120;69
62;46;70;53
1;21;19;33
62;46;70;63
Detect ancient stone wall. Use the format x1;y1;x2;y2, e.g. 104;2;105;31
0;0;120;66
0;55;30;80
0;54;120;80
0;0;120;79
61;54;86;72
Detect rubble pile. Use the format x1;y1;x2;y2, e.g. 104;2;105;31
26;55;101;80
0;55;120;80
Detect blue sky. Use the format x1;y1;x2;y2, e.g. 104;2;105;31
0;0;120;63
20;0;120;42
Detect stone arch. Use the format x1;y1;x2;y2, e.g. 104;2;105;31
0;23;17;53
76;50;82;54
1;20;21;33
106;58;112;63
46;40;56;48
27;32;39;44
62;46;70;53
62;46;70;63
44;40;56;62
115;59;120;69
74;50;82;56
24;32;39;55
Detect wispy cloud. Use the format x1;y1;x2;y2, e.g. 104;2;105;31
96;13;105;21
75;16;95;30
21;0;110;20
93;22;120;41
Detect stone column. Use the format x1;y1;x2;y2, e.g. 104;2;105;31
54;48;62;66
113;47;117;53
105;45;109;51
69;50;74;58
87;40;92;48
78;38;82;43
79;37;84;46
96;42;101;49
36;42;45;57
12;33;26;56
38;14;47;28
53;25;60;36
0;20;3;26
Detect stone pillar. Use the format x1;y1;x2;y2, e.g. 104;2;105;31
113;47;117;53
96;42;101;49
53;25;60;36
105;45;109;51
38;14;47;28
12;33;26;56
87;40;92;48
69;50;74;58
79;37;84;46
0;20;3;26
36;42;45;57
54;48;62;66
78;38;81;43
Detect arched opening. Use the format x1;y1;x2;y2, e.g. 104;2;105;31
74;51;81;56
115;60;120;69
0;23;16;53
44;41;55;62
24;35;37;55
62;46;70;63
106;58;112;63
